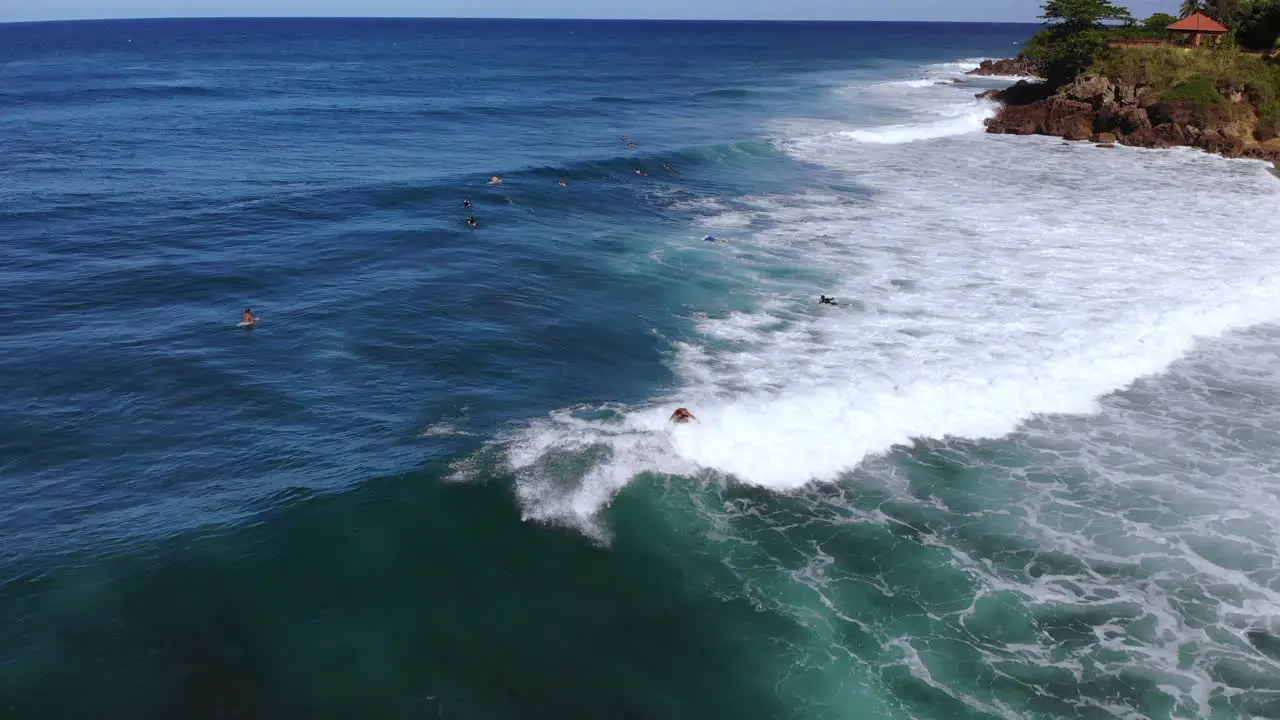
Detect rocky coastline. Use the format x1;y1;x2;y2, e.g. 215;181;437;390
974;61;1280;166
965;57;1043;78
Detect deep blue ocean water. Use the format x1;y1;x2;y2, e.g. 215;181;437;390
6;17;1280;720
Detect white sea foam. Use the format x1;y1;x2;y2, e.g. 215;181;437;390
699;210;756;229
488;56;1280;713
419;421;472;438
683;314;1280;715
928;59;988;74
491;58;1280;536
839;102;996;144
877;78;942;89
982;74;1045;83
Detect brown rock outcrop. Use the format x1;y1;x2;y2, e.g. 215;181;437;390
984;97;1097;141
1062;75;1118;106
1116;106;1152;134
966;57;1042;78
997;79;1054;106
1117;124;1166;149
981;62;1280;165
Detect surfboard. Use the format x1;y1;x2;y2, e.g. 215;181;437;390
237;319;256;328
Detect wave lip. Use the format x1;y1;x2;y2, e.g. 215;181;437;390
928;57;992;74
833;54;1007;145
829;98;997;145
841;105;996;144
877;78;945;89
503;405;698;537
907;56;1044;86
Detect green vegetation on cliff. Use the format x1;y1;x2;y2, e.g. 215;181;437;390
1091;44;1280;134
989;1;1280;156
1160;76;1227;104
1020;0;1280;89
1014;0;1280;135
1022;0;1135;85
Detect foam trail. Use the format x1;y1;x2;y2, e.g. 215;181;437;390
670;282;1280;489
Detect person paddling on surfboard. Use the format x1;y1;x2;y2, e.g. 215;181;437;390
466;216;478;230
669;407;696;424
241;308;255;326
818;295;837;306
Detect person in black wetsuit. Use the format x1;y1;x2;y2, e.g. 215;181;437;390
819;295;837;306
466;216;478;230
463;199;471;209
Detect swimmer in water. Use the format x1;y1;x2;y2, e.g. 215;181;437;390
242;307;255;324
669;407;696;424
558;178;567;187
489;175;502;185
626;142;638;148
819;295;837;306
635;168;648;177
662;162;673;172
466;216;478;230
463;199;472;209
621;135;631;141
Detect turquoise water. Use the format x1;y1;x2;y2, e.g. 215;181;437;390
4;18;1280;719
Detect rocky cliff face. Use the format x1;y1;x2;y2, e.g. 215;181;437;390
983;71;1280;163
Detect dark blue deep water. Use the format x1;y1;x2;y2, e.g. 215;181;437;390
11;17;1280;720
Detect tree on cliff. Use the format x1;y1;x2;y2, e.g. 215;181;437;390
1039;0;1134;31
1235;0;1280;49
1025;0;1134;86
1130;12;1180;35
1203;0;1242;23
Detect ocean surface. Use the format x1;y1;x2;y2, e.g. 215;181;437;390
3;17;1280;720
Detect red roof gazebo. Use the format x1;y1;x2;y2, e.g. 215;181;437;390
1166;12;1229;47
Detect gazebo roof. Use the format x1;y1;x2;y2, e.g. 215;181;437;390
1167;12;1229;33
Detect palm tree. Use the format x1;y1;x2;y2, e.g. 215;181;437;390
1180;0;1202;17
